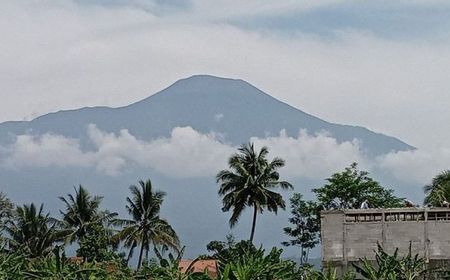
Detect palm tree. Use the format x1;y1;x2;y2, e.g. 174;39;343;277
114;179;179;269
216;143;293;243
5;203;66;258
59;185;116;243
424;170;450;206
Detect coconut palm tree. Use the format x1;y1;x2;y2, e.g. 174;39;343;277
114;179;179;269
424;170;450;207
59;185;116;243
216;143;293;243
5;203;66;258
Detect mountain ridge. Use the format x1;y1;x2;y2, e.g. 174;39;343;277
0;75;413;155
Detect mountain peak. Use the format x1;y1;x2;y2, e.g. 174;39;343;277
164;74;254;95
176;74;246;85
134;74;267;107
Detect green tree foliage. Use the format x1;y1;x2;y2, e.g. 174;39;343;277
138;247;210;280
217;143;292;242
283;163;403;264
5;203;67;258
0;169;442;279
306;267;355;280
353;243;426;280
76;222;120;263
24;246;103;279
114;179;180;269
205;237;307;280
313;163;403;210
59;185;117;244
424;170;450;207
282;193;320;265
217;247;301;280
204;235;256;269
0;242;26;279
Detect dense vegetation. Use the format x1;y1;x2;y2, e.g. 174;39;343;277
0;142;449;279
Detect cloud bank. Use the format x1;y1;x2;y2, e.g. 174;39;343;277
377;148;450;185
1;0;450;149
251;130;367;180
1;125;234;177
1;126;446;185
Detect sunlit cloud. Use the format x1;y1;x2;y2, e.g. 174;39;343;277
1;125;445;185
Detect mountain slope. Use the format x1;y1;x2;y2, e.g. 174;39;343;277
0;75;412;155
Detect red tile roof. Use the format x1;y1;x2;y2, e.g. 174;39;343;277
179;259;218;278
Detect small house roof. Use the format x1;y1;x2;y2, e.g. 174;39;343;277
179;259;218;278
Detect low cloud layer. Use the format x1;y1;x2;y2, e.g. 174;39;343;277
1;125;234;177
0;125;446;185
251;130;367;180
377;148;450;185
2;133;93;169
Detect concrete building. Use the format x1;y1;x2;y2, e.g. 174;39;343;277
321;208;450;272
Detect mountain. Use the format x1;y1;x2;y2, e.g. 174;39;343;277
0;75;415;258
0;75;412;155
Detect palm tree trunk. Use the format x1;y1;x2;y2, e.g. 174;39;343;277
126;245;135;264
137;243;145;269
249;203;258;243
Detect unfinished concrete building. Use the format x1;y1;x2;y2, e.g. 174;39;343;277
321;208;450;273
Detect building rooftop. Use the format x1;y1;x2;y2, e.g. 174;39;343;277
322;207;450;223
321;207;450;214
179;259;218;278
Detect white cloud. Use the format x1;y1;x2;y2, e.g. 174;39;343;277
86;124;235;177
1;125;234;177
0;125;447;185
2;134;94;169
1;0;450;151
0;125;365;179
377;148;450;185
251;130;367;179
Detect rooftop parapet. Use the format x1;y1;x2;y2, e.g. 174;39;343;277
322;207;450;214
321;207;450;223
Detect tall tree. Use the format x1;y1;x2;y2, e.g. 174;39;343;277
115;179;179;269
284;163;402;260
282;193;320;265
59;185;116;244
216;143;293;243
424;170;450;207
313;163;403;210
5;203;66;258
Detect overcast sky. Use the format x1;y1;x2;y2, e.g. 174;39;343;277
1;0;450;150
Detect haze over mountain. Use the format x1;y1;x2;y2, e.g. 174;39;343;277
0;75;412;155
0;75;415;258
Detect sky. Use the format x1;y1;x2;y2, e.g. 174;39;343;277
1;0;450;177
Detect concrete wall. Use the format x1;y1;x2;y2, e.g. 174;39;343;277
428;222;450;259
321;208;450;267
321;212;344;262
346;222;382;261
383;221;426;256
